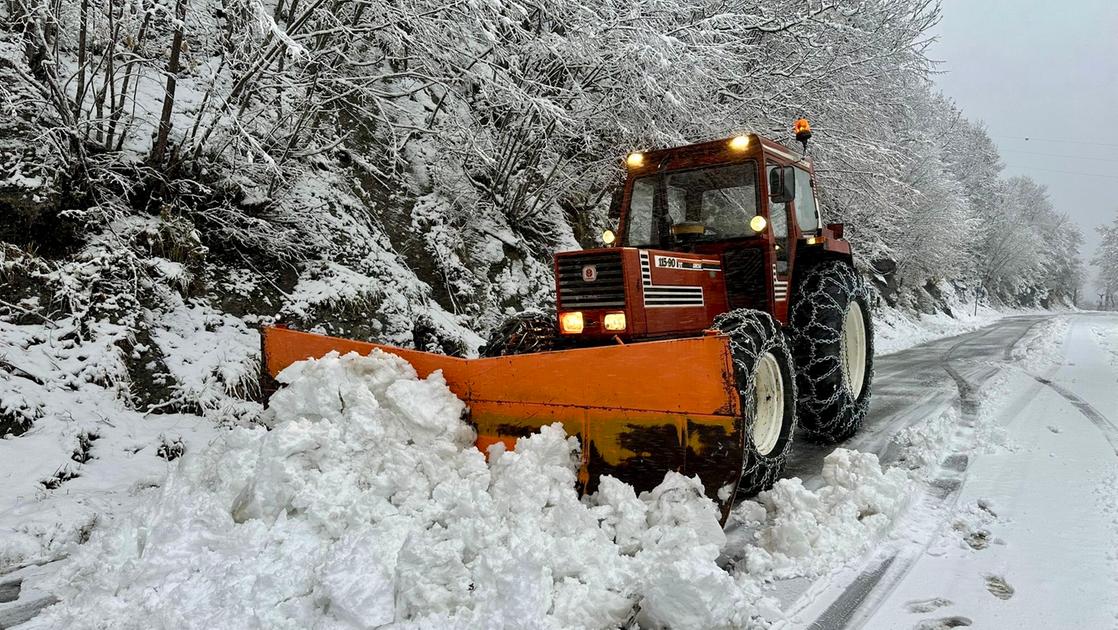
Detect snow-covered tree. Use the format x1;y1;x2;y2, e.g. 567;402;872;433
1094;211;1118;309
0;0;1085;351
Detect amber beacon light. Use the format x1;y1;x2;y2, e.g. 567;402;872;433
793;118;812;153
793;118;812;139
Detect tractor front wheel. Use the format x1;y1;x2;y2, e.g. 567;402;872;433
788;261;875;442
712;309;798;504
479;310;565;357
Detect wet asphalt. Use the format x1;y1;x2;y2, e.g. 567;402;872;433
782;314;1052;487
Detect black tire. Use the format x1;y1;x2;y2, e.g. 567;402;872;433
711;309;798;503
479;310;564;357
788;261;875;442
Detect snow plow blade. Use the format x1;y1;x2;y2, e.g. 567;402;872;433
261;326;746;511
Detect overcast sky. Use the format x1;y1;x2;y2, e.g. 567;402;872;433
928;0;1118;297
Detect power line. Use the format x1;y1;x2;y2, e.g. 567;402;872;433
1000;148;1118;164
1006;165;1118;181
994;134;1118;149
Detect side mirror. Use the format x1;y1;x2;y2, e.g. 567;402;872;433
768;166;795;204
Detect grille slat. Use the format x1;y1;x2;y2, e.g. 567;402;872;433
557;252;626;309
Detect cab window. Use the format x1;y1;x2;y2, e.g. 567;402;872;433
793;167;820;232
623;163;760;247
766;164;791;274
627;178;655;246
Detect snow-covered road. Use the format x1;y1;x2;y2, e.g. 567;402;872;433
779;313;1118;629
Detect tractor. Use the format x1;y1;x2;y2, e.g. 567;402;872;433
261;122;874;524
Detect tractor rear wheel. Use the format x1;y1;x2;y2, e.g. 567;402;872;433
479;310;564;357
788;261;875;442
712;309;798;503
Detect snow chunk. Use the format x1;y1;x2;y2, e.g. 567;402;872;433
1011;316;1070;373
738;448;913;579
892;408;960;471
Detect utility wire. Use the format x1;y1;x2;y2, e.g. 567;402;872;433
1006;165;1118;181
994;134;1118;149
1000;148;1118;163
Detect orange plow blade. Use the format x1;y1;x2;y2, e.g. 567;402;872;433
261;326;746;511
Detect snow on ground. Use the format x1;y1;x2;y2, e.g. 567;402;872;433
0;295;262;579
873;286;1004;356
5;308;1103;629
4;350;922;630
859;317;1118;629
732;450;913;581
774;316;1077;628
0;315;226;571
23;351;763;630
748;365;1018;617
149;297;262;419
1092;322;1118;371
1009;316;1070;374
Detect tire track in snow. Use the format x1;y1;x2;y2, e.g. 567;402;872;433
804;556;896;630
1028;374;1118;456
798;315;1049;630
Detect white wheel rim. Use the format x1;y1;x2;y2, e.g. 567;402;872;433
753;352;785;456
840;303;867;398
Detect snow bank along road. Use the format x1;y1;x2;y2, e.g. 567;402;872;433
770;312;1118;629
2;312;1116;629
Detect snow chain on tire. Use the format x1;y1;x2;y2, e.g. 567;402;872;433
711;309;798;503
479;310;565;357
788;261;875;442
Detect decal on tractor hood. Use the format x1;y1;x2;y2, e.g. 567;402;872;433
640;251;705;308
654;255;721;271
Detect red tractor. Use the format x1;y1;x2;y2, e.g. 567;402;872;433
262;123;874;523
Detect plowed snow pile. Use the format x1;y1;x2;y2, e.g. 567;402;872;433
35;351;759;630
29;350;917;629
1010;316;1070;373
736;450;912;579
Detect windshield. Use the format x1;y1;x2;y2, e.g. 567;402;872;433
624;162;760;248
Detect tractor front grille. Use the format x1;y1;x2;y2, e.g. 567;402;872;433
557;251;626;309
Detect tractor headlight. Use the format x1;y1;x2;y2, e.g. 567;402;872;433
602;229;616;245
750;215;767;232
603;313;627;331
560;311;584;334
626;152;645;168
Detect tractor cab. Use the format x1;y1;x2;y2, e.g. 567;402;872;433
554;127;852;342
